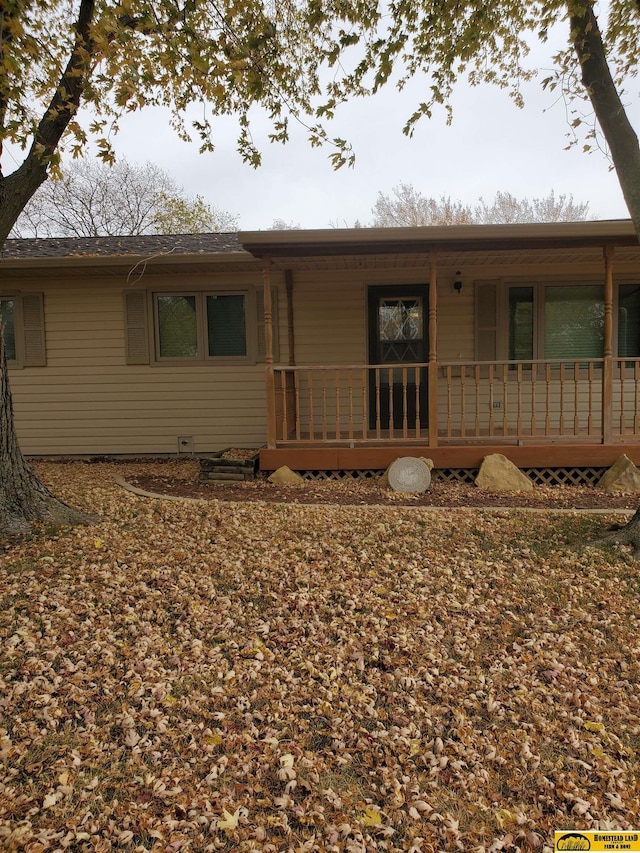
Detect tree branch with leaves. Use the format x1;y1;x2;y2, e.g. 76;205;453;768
1;0;97;236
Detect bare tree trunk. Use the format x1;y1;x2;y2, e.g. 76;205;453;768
596;507;640;553
569;1;640;549
569;0;640;234
0;158;50;245
0;0;100;538
0;330;95;538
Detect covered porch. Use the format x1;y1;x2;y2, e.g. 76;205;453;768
237;222;640;472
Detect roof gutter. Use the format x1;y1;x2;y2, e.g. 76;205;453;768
239;220;640;258
0;250;256;272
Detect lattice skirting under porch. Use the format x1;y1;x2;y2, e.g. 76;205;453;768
299;467;608;486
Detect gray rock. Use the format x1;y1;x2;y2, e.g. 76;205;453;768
475;453;533;492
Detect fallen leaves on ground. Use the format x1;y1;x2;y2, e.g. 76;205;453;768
1;461;639;853
127;461;639;510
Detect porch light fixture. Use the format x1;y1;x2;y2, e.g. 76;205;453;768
453;271;463;294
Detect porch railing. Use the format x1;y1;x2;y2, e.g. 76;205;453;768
271;358;640;446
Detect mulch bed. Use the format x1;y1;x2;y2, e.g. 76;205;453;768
125;473;639;510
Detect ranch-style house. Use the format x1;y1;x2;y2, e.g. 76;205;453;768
2;220;640;479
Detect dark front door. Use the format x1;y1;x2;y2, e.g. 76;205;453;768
368;285;429;432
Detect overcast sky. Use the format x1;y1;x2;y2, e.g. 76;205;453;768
8;21;640;231
104;20;640;232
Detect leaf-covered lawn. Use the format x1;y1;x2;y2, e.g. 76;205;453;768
1;463;639;853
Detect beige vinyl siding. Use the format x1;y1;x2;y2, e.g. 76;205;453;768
7;251;630;455
8;275;284;455
293;273;366;365
289;265;475;365
282;267;475;436
288;273;364;433
436;276;474;361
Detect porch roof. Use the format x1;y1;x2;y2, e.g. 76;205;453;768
3;221;639;278
239;219;640;259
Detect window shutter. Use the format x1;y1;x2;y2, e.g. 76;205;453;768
21;293;46;366
256;287;279;362
124;290;150;364
474;280;499;361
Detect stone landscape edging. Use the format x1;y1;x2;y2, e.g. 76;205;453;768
113;473;210;504
112;474;635;515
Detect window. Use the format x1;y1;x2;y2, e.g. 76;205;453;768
477;279;640;363
124;287;278;366
157;295;199;358
507;287;534;361
207;295;246;357
153;291;249;362
544;285;604;361
378;297;423;361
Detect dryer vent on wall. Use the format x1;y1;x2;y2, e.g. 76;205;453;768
177;435;194;454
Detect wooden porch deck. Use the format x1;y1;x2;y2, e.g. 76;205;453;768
260;442;640;472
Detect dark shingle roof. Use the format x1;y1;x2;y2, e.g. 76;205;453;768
1;233;244;260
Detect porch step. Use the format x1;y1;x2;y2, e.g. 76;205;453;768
200;472;248;482
201;463;250;475
199;449;259;483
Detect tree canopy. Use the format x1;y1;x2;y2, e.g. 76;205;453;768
0;0;350;244
2;1;640;242
318;0;640;230
269;218;302;230
10;159;238;237
371;185;590;227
